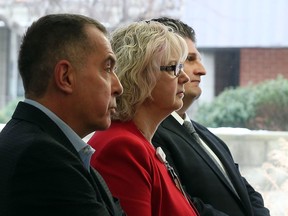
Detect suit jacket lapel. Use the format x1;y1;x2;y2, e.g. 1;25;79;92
193;121;253;211
162;116;241;199
162;116;225;174
12;102;78;155
90;168;125;216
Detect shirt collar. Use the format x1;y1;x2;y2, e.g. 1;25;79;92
24;99;95;170
171;111;190;125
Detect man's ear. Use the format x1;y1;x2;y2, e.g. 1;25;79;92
54;60;74;94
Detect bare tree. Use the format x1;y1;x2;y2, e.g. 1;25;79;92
0;0;185;33
0;0;184;109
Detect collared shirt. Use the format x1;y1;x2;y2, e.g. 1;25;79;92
24;99;95;171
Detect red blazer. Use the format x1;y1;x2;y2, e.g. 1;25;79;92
89;120;198;216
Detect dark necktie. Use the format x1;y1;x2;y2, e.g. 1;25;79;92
183;121;201;144
183;120;239;197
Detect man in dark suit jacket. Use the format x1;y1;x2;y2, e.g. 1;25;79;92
152;17;270;216
0;14;124;216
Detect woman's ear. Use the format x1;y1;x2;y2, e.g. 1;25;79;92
54;60;74;94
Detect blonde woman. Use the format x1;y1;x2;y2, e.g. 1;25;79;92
89;21;199;216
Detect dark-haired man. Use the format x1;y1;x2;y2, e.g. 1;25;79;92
0;14;124;216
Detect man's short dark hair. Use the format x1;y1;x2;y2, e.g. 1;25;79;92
18;14;107;98
151;17;196;43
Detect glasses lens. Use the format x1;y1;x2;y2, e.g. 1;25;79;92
175;63;183;76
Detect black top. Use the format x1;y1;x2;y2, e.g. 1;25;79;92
0;102;125;216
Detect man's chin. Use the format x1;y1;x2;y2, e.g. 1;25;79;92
184;91;201;100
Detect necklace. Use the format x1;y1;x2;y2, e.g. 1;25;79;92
156;147;190;202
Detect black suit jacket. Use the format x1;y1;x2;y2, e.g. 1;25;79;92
152;115;270;216
0;102;125;216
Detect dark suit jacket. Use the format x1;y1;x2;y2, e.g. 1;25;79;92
0;102;125;216
152;115;270;216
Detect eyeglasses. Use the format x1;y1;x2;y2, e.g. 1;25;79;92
160;63;184;77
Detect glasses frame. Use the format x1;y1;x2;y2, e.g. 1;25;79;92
160;63;184;77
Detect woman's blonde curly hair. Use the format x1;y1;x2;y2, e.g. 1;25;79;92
111;21;188;121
